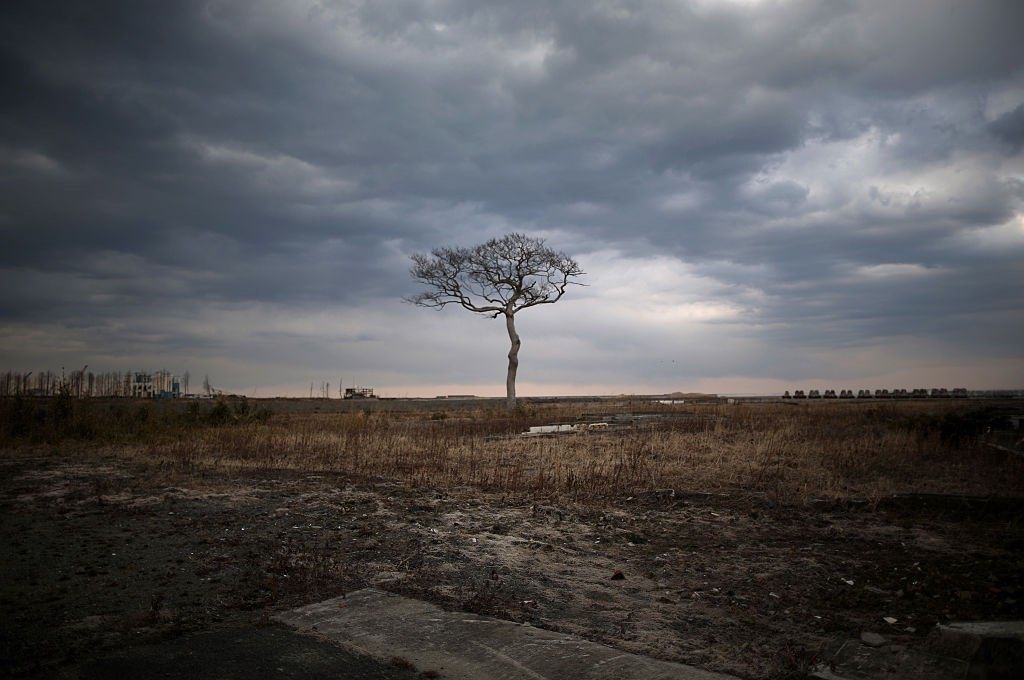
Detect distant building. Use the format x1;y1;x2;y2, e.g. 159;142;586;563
344;387;376;399
153;370;182;398
129;372;155;398
130;370;181;398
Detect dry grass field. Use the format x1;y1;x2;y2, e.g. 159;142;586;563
8;396;1019;503
171;401;1023;502
2;396;1023;678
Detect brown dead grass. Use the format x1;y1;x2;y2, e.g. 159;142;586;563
103;400;1024;503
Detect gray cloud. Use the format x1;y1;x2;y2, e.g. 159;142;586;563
1;0;1022;393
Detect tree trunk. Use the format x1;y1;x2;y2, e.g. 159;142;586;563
505;311;520;410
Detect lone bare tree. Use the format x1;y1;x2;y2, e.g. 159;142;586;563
407;233;584;410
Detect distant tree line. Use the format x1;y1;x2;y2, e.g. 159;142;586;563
0;369;192;398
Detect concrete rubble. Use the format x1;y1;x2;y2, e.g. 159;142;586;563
522;422;609;436
518;411;721;437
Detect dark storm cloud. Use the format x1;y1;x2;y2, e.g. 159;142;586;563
990;104;1024;152
1;0;1022;391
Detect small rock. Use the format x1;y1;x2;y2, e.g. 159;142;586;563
611;570;625;580
861;631;888;647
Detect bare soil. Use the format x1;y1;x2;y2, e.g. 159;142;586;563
2;451;1022;679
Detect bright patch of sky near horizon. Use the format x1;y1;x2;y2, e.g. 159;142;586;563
1;1;1022;396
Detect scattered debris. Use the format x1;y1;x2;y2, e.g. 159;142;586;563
6;452;1023;680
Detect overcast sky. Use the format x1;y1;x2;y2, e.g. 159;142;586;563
2;1;1023;396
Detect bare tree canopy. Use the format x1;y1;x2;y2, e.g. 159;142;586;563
407;233;584;409
408;232;585;317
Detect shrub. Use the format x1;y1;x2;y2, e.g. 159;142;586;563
208;400;234;426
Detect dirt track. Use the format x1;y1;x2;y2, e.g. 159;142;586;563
2;453;1022;678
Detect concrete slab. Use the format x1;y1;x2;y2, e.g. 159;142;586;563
275;588;735;680
810;639;966;680
813;622;1024;680
933;621;1024;678
69;625;423;680
937;620;1024;646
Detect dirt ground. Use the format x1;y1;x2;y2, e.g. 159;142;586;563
2;452;1022;679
